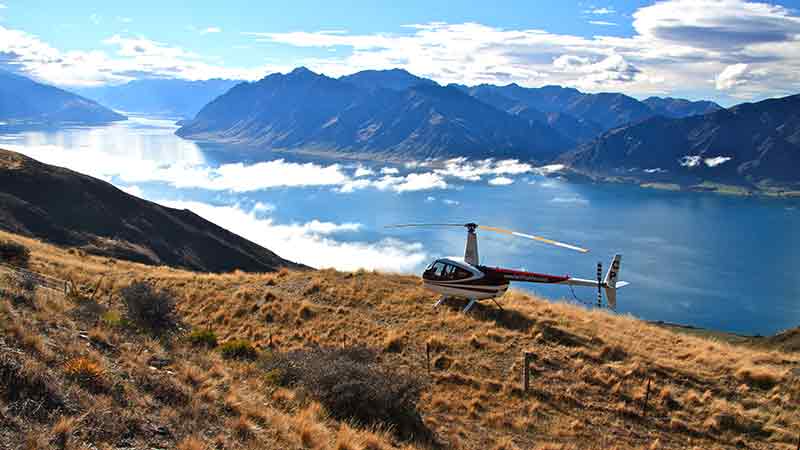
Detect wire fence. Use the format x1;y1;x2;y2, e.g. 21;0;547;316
0;261;69;294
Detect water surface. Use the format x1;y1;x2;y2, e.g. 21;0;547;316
2;116;798;335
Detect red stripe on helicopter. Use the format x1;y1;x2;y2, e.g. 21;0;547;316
486;267;570;283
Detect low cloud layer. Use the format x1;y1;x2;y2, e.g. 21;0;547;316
156;200;428;272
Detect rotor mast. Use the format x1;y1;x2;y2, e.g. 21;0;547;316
464;222;479;266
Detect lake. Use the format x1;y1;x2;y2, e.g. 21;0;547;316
2;116;798;336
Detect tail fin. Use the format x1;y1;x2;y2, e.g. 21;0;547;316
603;254;625;310
604;254;621;289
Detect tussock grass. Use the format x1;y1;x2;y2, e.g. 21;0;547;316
0;229;798;449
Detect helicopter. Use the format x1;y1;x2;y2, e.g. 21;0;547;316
386;222;628;313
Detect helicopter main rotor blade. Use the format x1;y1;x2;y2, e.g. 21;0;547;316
384;223;466;228
479;225;589;253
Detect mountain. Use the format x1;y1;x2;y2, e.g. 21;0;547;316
465;84;654;132
0;149;303;272
177;67;571;161
562;94;800;188
340;68;437;91
73;78;240;118
0;69;125;125
643;96;722;118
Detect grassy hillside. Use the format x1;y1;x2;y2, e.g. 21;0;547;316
1;230;799;449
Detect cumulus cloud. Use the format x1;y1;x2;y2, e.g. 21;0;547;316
2;0;800;99
202;27;222;34
488;176;514;186
442;199;460;206
434;158;533;181
246;1;800;101
353;166;375;177
156;200;427;272
0;25;277;86
380;167;399;175
715;63;752;89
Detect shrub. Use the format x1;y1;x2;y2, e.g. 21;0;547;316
187;328;218;348
0;240;30;267
220;340;259;360
0;350;64;420
64;357;107;393
262;346;431;441
100;310;129;328
119;281;177;331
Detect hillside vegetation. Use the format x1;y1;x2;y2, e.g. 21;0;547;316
0;149;303;273
1;230;799;449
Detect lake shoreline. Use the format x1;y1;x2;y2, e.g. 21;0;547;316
183;134;800;200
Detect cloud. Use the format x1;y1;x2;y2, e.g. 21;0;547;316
0;25;277;86
434;158;533;181
354;166;375;177
588;21;617;26
488;176;514;186
633;0;800;50
550;195;589;205
247;1;800;101
156;200;427;272
715;63;751;89
704;156;732;167
679;155;702;167
119;185;144;198
585;7;615;15
442;199;460;206
202;27;222;34
0;4;7;9
554;53;641;88
1;0;800;100
391;172;448;192
380;167;399;175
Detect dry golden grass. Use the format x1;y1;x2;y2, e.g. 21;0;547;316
1;229;799;449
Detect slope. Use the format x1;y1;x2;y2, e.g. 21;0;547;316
0;69;125;125
1;230;798;449
0;149;302;272
562;94;800;189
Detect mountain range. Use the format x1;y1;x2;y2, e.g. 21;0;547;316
0;69;125;125
0;149;303;272
562;94;800;190
177;67;571;161
4;65;799;190
73;78;240;118
176;68;726;162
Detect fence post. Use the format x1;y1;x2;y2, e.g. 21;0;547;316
522;352;533;391
642;378;652;417
426;342;431;375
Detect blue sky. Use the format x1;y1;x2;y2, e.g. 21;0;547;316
2;0;800;105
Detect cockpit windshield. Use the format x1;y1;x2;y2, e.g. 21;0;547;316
423;260;473;281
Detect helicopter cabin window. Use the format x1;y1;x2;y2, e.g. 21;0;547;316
425;262;472;281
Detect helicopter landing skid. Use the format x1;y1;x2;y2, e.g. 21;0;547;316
462;298;477;313
433;296;448;308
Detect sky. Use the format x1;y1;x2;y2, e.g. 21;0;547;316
2;0;800;105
